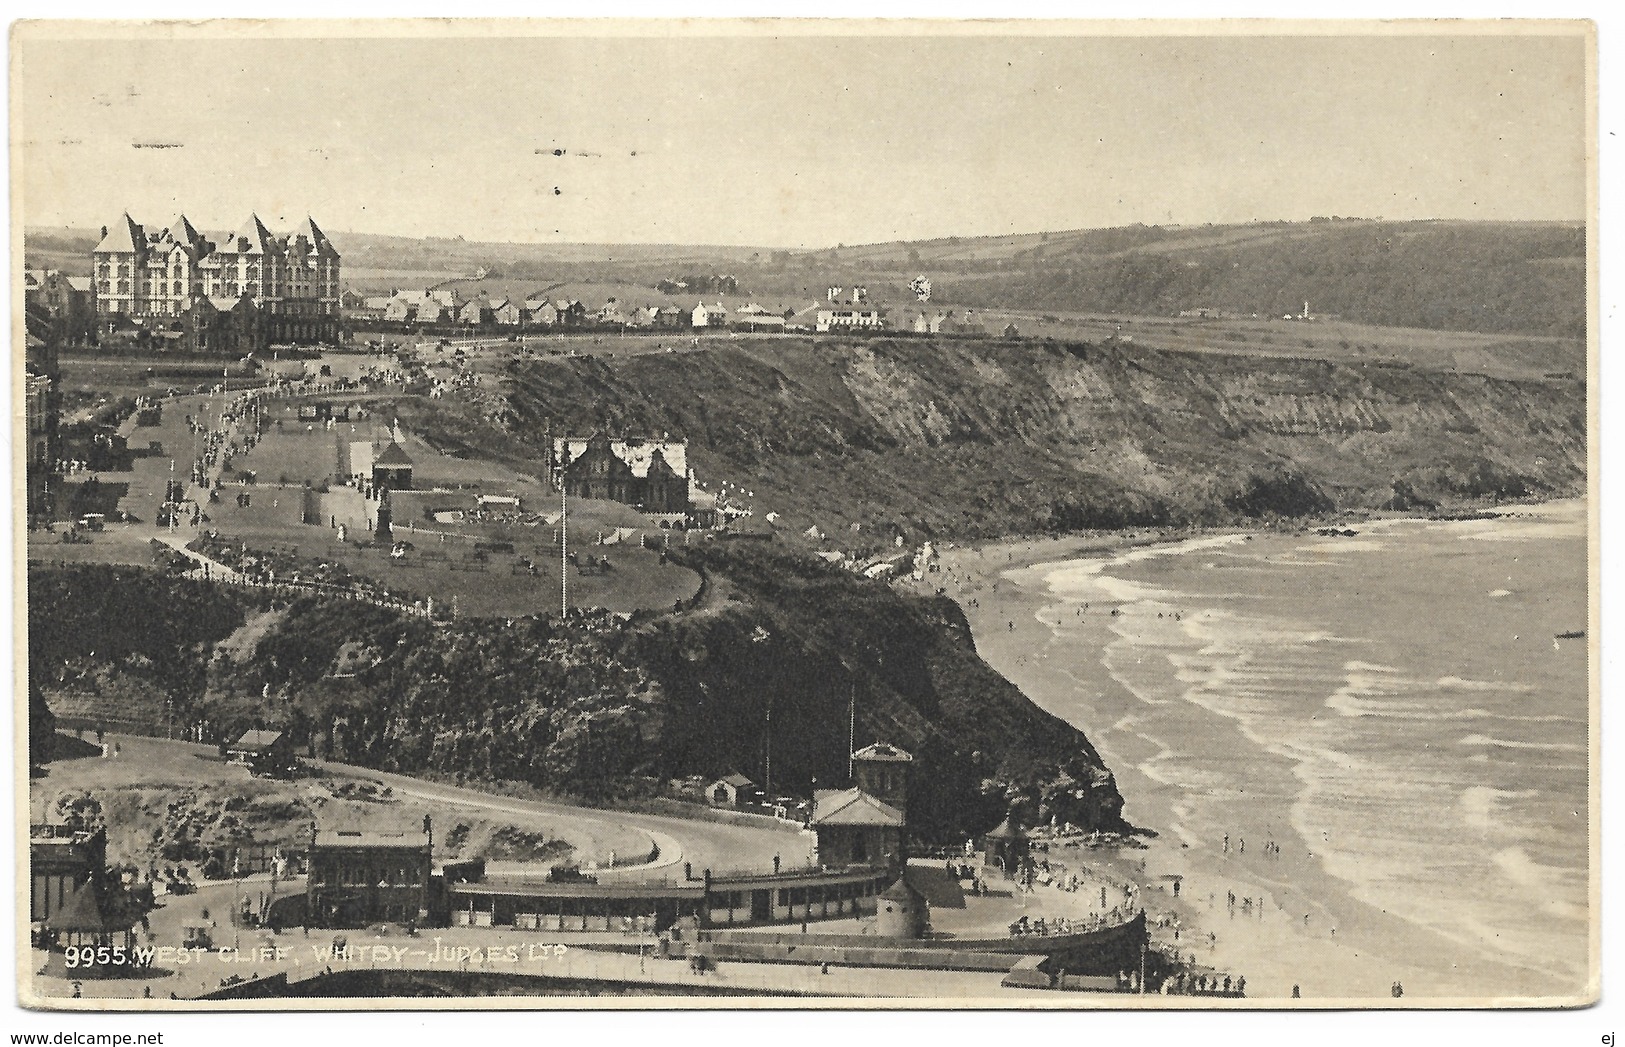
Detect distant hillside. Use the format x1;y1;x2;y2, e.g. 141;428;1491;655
930;221;1586;338
28;217;1585;337
770;220;1585;338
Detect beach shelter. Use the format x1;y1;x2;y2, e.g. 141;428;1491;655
980;814;1030;878
44;881;136;952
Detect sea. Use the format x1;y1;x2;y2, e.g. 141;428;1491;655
1006;500;1590;998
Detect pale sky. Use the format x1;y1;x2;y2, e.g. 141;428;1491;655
13;24;1590;247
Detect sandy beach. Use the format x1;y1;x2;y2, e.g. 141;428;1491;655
929;512;1588;1004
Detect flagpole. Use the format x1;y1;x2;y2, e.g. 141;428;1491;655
560;478;568;617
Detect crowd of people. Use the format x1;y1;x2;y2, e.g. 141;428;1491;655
186;531;436;619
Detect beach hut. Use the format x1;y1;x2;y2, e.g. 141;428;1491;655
981;813;1029;878
709;773;762;808
44;881;137;958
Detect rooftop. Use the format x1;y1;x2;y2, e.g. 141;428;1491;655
811;788;905;828
555;436;688;479
374;442;414;467
229;729;284;751
314;827;431;850
853;741;914;763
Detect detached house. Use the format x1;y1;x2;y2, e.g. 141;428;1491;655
692;302;728;328
457;296;492;325
492;297;525;325
554;433;691;513
525;300;558;327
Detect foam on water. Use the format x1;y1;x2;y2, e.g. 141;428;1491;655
1024;504;1589;995
1456;734;1586;753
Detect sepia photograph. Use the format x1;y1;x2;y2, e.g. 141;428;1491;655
10;15;1601;1019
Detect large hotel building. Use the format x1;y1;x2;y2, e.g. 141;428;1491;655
92;212;340;351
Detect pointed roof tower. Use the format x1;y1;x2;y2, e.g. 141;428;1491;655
231;213;275;254
93;213;143;254
162;213;204;247
294;215;336;256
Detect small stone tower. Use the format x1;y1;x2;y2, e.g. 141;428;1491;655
875;875;928;939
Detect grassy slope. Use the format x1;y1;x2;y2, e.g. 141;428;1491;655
930;221;1586;337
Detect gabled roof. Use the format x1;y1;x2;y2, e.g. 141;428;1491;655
230;729;284;751
811;788;905;828
853;741;913;763
66;276;93;292
554;437;687;479
714;772;757;788
94;213;144;254
374;442;414;467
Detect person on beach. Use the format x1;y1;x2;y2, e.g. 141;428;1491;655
1223;834;1229;853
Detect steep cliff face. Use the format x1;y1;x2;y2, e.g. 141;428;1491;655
29;563;1122;840
501;337;1585;544
619;544;1125;838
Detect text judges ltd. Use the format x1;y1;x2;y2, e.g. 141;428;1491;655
63;940;572;969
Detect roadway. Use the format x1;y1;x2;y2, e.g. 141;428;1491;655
311;756;815;881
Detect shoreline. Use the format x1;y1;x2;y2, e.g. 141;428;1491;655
929;503;1583;1002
